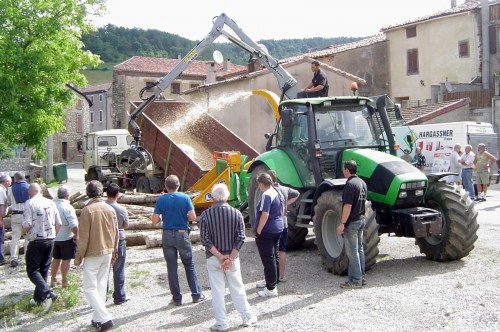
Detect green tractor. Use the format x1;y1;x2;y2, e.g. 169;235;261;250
247;95;478;274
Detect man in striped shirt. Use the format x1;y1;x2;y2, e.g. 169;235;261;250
199;183;257;332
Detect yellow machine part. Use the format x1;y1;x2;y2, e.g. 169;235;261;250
251;89;280;121
188;151;241;208
189;167;231;208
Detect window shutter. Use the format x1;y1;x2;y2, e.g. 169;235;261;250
490;26;497;54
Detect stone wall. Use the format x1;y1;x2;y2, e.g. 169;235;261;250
52;98;89;163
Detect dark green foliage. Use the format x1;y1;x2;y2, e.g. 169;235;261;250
82;25;366;65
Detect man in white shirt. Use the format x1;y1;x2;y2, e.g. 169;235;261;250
448;144;462;185
0;175;12;266
459;145;476;200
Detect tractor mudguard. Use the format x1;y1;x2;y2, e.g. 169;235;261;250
247;149;303;188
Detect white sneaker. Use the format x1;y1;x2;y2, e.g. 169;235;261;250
242;315;258;327
256;280;266;288
210;324;229;331
41;297;53;314
258;288;278;297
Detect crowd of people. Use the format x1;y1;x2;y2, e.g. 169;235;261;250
402;142;499;202
0;176;126;332
0;145;497;331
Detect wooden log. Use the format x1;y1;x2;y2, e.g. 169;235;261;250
69;191;83;203
126;220;160;230
3;216;11;230
117;193;161;206
3;239;26;256
125;232;159;246
144;231;200;248
145;234;162;248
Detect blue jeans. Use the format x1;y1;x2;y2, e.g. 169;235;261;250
112;239;127;303
255;232;281;289
461;168;475;199
0;225;4;263
343;219;366;284
162;230;201;303
26;239;55;303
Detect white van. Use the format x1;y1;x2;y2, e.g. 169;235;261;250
392;122;498;176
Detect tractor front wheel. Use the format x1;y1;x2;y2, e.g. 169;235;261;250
418;182;478;260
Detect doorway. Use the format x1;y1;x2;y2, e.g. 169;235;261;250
62;142;68;161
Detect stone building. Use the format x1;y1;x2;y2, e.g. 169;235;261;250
52;96;90;163
81;83;113;132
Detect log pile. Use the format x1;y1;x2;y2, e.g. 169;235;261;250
69;192;200;249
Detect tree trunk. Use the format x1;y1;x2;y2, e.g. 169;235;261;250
3;239;26;256
144;231;200;248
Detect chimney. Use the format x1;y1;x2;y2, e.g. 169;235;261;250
451;0;457;7
223;58;231;72
206;61;216;84
248;56;258;74
178;54;181;60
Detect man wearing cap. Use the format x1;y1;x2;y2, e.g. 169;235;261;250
0;175;12;266
75;180;118;332
7;172;30;267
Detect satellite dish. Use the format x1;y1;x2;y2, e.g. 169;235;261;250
213;50;224;64
258;43;270;55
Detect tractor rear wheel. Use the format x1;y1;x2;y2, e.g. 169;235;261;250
314;190;379;275
286;207;308;250
418;182;478;260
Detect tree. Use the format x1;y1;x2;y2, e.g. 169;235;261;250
0;0;103;158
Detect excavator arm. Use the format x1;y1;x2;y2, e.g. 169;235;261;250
129;12;298;143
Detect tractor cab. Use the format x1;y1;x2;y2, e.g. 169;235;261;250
270;97;383;187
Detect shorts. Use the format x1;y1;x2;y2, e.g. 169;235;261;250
476;171;490;185
52;239;77;260
279;228;288;252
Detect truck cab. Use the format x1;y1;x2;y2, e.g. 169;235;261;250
83;129;134;182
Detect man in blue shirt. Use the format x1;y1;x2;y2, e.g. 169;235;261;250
7;172;29;267
152;175;206;306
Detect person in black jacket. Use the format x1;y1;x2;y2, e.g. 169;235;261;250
297;60;329;98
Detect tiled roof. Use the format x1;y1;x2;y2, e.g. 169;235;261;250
81;83;112;94
381;1;481;31
390;98;471;125
113;56;247;77
281;34;386;63
183;57;366;94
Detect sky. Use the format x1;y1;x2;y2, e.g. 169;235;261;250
91;0;467;41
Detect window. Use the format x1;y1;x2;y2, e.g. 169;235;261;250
76;115;83;133
77;140;83;152
90;111;94;123
190;83;199;89
458;40;469;58
99;110;103;122
406;26;417;38
97;136;118;147
90;95;94;103
407;49;419;75
99;94;103;101
171;83;180;94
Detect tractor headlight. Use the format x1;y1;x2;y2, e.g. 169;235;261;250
415;189;424;196
418;181;426;187
400;183;407;190
398;191;408;198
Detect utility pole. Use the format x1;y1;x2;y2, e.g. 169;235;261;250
481;0;490;89
45;135;54;183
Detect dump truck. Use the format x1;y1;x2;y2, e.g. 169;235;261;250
110;13;478;274
83;100;259;193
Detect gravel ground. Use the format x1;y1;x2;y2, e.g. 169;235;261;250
1;166;499;332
